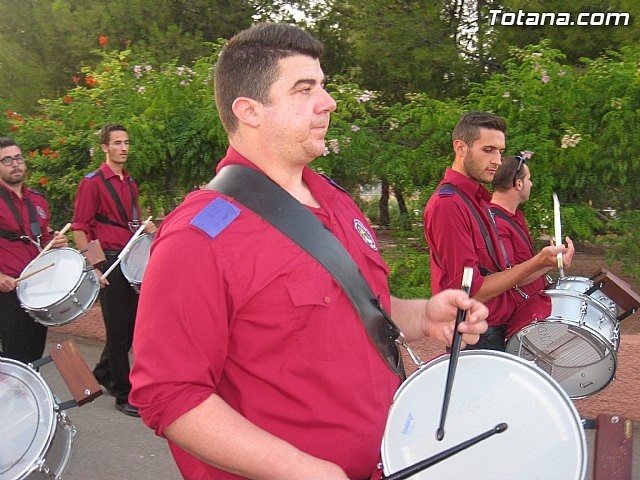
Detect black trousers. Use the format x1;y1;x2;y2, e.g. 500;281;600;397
0;290;48;364
464;325;507;351
94;252;139;404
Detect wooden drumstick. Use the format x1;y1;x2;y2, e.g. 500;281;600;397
101;216;153;281
436;266;473;441
31;222;72;264
553;193;564;277
383;423;507;480
15;262;55;283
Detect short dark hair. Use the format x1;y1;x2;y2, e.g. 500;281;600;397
0;137;18;149
492;155;526;191
100;124;128;146
452;111;507;147
214;22;324;134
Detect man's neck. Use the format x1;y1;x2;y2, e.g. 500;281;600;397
106;159;124;179
0;179;22;198
490;191;519;214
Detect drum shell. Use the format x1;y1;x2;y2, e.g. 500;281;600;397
506;290;619;399
0;357;76;480
381;350;587;480
556;276;618;317
16;248;99;326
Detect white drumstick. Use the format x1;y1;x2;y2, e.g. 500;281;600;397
30;222;72;265
552;193;564;277
15;262;55;283
101;216;153;281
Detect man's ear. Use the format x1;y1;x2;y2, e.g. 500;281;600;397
231;97;261;128
453;138;468;158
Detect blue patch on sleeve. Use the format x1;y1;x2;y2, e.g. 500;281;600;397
85;171;98;179
438;186;455;197
190;197;241;239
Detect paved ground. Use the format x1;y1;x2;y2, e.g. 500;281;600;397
31;325;639;480
39;331;182;480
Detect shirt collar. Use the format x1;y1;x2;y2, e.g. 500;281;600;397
443;168;492;204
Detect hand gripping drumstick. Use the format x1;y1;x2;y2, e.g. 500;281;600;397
553;192;564;277
383;423;508;480
15;262;56;283
100;216;153;281
436;266;473;441
29;222;72;265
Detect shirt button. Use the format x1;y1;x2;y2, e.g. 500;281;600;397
324;296;331;304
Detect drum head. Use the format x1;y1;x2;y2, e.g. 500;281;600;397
17;248;85;309
381;350;586;480
0;358;56;479
121;234;154;285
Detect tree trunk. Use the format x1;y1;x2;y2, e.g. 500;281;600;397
379;179;390;227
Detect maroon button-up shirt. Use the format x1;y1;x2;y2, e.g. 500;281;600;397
72;162;141;250
0;183;52;277
424;168;517;326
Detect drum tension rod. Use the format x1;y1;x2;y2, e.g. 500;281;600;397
30;355;53;370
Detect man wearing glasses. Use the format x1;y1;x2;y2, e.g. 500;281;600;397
489;155;575;338
423;112;572;350
0;137;68;363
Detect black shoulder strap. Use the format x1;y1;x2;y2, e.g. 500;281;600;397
0;186;42;243
438;183;503;272
95;170;139;228
489;207;537;257
205;165;405;379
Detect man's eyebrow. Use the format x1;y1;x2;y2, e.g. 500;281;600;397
291;76;327;90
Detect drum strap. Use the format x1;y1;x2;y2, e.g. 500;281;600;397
489;207;537;257
438;183;503;273
205;165;406;379
0;186;42;245
95;170;139;230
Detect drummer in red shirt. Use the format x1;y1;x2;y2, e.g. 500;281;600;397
423;112;572;350
0;137;68;363
129;23;488;480
71;124;156;417
489;154;575;338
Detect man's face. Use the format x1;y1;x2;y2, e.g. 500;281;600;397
460;128;505;184
260;54;337;165
0;145;26;186
518;164;533;202
102;130;129;165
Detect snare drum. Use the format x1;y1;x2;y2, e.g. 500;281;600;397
381;350;586;480
16;248;99;327
120;233;154;293
506;289;619;398
556;276;618;316
0;357;76;479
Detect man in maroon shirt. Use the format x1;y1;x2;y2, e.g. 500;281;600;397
130;23;489;480
424;112;572;350
489;155;574;337
0;137;68;363
72;124;156;417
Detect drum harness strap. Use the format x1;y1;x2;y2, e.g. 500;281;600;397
439;184;529;299
205;165;408;380
93;170;140;231
0;186;42;248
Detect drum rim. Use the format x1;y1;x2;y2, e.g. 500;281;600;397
16;248;87;309
382;350;587;479
0;358;57;479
